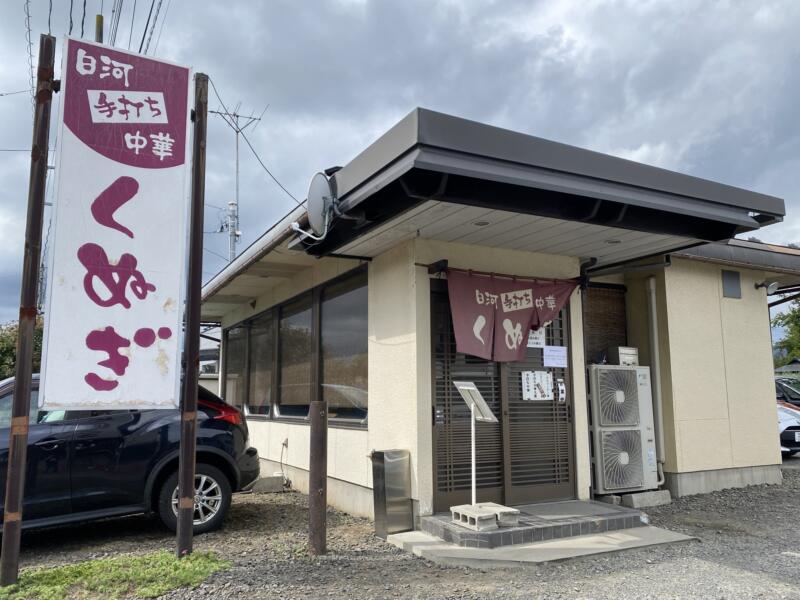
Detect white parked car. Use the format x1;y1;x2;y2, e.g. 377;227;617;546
778;404;800;457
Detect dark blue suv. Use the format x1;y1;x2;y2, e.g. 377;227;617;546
0;375;259;534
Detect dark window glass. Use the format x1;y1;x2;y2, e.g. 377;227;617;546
321;272;368;423
0;390;40;427
224;326;248;411
247;313;273;416
278;295;312;418
722;270;741;299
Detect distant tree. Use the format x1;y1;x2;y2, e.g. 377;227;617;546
0;318;44;380
788;242;800;250
773;301;800;367
747;236;763;243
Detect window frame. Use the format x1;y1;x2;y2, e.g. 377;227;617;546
721;269;742;299
221;265;368;429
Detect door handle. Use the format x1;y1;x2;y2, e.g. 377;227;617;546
34;439;61;450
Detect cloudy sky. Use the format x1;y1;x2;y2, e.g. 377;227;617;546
1;0;799;323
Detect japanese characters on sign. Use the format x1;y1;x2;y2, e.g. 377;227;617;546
40;39;191;410
446;269;577;362
521;371;554;401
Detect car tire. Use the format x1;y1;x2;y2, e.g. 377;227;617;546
157;463;232;534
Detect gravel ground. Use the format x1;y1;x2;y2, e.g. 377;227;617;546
16;458;800;599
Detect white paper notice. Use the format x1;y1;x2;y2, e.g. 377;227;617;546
522;371;554;401
527;327;546;348
543;345;568;368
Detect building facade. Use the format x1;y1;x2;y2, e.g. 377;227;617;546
201;109;787;519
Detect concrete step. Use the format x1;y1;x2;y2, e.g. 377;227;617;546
388;526;695;568
420;500;647;549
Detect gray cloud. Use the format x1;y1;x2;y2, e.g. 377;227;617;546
1;0;800;323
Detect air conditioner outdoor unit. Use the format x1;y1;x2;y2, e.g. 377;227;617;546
588;365;658;495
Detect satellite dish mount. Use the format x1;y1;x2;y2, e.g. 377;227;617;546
292;172;340;242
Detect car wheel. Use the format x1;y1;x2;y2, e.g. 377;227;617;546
157;463;232;534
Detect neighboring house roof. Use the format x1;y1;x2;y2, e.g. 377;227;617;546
674;239;800;290
776;361;800;373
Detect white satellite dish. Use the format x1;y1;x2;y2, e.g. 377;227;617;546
307;172;333;237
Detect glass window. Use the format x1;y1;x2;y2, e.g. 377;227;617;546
247;313;274;416
321;273;368;422
224;326;248;411
722;270;741;299
278;295;313;418
0;389;47;429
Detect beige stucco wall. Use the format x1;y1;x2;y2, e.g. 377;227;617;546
627;258;780;475
217;237;590;518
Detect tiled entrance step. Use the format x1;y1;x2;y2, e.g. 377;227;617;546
419;500;648;549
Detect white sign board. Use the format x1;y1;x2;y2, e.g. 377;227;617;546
522;371;554;401
543;345;568;368
527;326;546;348
452;381;498;423
40;38;191;410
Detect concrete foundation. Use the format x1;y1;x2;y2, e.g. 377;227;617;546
664;464;782;497
252;475;285;493
259;458;375;519
621;489;672;508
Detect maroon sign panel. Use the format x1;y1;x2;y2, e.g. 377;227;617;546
64;39;189;169
446;270;577;362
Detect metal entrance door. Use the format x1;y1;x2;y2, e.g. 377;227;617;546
431;280;575;511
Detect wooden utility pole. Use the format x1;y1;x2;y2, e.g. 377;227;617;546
95;14;103;43
0;33;56;587
176;72;208;558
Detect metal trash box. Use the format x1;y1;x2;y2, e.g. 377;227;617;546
370;449;413;539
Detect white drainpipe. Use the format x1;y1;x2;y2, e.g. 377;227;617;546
646;276;667;487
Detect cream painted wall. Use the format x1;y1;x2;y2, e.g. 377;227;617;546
214;237;593;516
627;259;780;475
626;269;678;470
366;242;423;511
247;419;371;488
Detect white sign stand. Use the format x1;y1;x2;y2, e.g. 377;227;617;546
452;381;498;505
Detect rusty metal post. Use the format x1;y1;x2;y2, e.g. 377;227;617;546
0;34;56;587
308;287;327;555
176;72;208;558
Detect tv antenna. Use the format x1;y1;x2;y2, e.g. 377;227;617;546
210;102;268;261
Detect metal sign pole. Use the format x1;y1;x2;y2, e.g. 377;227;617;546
0;33;56;587
471;402;476;506
176;73;208;558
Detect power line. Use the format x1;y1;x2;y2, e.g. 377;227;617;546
143;0;163;54
48;0;52;34
152;0;171;54
81;0;86;37
109;0;125;46
138;0;155;53
0;90;28;97
203;247;229;262
69;0;74;35
239;130;301;205
127;0;137;50
208;78;301;206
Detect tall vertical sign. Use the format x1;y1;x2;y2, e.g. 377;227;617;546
41;39;191;410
